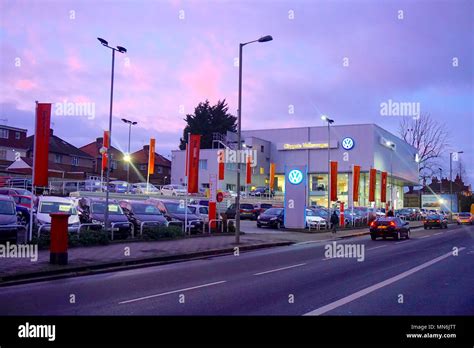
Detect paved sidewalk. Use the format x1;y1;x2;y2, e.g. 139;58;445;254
0;221;423;282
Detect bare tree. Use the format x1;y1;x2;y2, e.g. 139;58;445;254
399;114;450;179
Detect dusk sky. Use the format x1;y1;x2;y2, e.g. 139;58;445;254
1;0;473;183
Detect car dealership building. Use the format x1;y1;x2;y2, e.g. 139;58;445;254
171;123;419;209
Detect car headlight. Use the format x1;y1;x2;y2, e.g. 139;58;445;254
270;217;277;221
257;215;261;220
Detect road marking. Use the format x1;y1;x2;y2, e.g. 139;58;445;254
304;248;465;316
419;235;431;239
294;240;330;246
254;263;306;276
118;280;227;304
394;240;408;244
434;232;442;235
367;245;388;251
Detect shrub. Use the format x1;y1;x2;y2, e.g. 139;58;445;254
30;229;109;249
141;225;184;240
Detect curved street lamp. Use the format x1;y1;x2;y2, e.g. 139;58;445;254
235;35;273;244
97;37;127;229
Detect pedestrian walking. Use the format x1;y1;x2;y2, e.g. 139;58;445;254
330;211;339;234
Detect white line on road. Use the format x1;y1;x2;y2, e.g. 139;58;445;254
434;232;442;235
419;235;431;239
254;263;306;276
304;247;465;316
294;240;331;246
366;245;388;251
118;280;227;304
394;240;409;244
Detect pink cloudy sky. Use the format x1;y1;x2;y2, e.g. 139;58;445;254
0;0;473;183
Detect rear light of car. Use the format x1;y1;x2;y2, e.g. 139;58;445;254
370;221;376;228
389;221;396;227
435;219;440;222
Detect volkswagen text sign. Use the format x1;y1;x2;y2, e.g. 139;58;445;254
284;165;307;229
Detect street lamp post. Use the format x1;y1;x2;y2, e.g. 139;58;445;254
439;167;443;194
235;35;273;244
321;115;334;226
97;37;127;231
121;118;137;193
450;151;463;217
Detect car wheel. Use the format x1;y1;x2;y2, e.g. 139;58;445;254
257;223;261;228
406;230;410;239
394;232;400;240
370;234;377;241
424;225;427;230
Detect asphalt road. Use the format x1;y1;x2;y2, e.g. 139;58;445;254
0;223;473;315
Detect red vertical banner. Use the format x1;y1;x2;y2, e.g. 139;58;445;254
33;103;52;187
246;156;252;184
330;161;338;202
269;163;276;190
380;171;387;203
187;134;201;193
352;165;361;202
339;202;345;228
148;138;155;174
101;130;109;171
218;162;225;180
208;201;216;230
369;168;377;202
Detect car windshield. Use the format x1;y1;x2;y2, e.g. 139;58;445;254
427;215;440;219
306;210;317;216
39;201;77;215
14;189;32;195
131;204;161;215
264;208;282;215
0;200;15;215
241;204;254;209
164;202;193;214
91;203;123;215
459;213;471;217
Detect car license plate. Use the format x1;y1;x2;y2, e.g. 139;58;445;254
378;226;387;229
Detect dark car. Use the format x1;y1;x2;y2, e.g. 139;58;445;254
225;203;256;220
423;214;448;229
0;195;21;243
370;217;410;240
119;200;168;234
77;198;132;239
0;187;33;196
147;199;203;233
249;186;274;197
253;203;273;219
256;208;284;229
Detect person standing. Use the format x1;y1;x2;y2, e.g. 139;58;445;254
330;211;339;234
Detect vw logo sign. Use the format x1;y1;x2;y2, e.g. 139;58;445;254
288;169;303;185
341;137;355;150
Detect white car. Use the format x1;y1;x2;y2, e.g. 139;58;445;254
160;185;187;196
188;204;210;223
132;183;160;194
305;209;327;229
34;196;80;232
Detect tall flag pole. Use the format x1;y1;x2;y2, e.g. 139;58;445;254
30;102;52;241
147;138;155;190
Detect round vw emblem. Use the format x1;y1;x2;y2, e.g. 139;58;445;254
288;169;303;185
341;137;355;150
